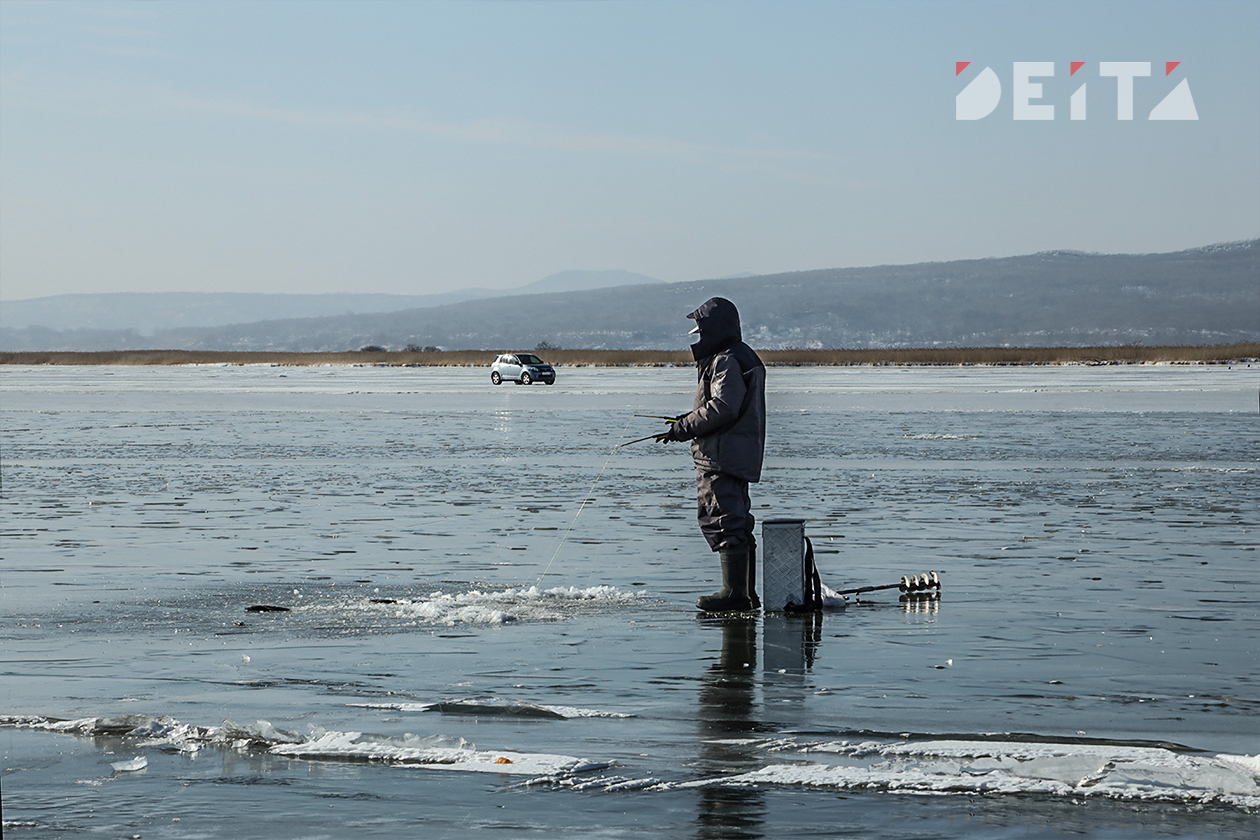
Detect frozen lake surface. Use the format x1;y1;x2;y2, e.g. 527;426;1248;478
2;363;1257;838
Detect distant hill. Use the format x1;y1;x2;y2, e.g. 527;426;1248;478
513;269;664;295
0;292;454;335
1;242;1255;352
0;269;663;335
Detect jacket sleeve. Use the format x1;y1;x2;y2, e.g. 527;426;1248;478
670;354;747;441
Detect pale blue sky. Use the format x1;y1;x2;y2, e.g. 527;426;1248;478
1;0;1257;300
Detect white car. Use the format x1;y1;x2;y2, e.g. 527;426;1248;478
490;353;556;385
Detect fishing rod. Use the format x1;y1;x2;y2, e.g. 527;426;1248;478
617;414;684;448
617;431;676;448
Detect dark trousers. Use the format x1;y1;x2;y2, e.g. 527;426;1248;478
696;469;754;551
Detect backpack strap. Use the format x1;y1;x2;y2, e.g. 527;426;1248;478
785;536;824;613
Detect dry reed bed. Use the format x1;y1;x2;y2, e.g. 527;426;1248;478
1;344;1256;367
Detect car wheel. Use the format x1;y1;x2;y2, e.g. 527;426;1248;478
491;371;501;385
521;372;532;385
546;380;555;385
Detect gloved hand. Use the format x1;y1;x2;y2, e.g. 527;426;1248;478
655;412;688;442
654;424;683;443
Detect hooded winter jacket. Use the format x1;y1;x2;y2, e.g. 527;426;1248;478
668;297;766;483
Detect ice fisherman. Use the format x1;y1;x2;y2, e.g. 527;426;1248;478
655;297;767;612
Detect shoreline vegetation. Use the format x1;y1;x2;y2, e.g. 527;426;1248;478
1;344;1256;367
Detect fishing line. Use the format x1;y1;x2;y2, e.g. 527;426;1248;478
535;413;636;585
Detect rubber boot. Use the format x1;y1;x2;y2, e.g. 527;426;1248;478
696;547;753;612
747;536;761;611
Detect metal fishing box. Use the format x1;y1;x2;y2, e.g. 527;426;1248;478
761;518;821;613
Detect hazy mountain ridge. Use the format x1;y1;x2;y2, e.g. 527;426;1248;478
0;270;663;334
2;242;1254;352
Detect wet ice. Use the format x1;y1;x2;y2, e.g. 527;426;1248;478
1;363;1257;838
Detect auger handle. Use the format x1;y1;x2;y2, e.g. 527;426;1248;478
833;582;903;596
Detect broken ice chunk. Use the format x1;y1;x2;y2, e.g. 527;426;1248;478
111;756;148;772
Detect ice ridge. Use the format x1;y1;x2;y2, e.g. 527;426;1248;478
4;716;1256;807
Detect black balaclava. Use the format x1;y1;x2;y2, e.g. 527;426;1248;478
687;297;742;362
